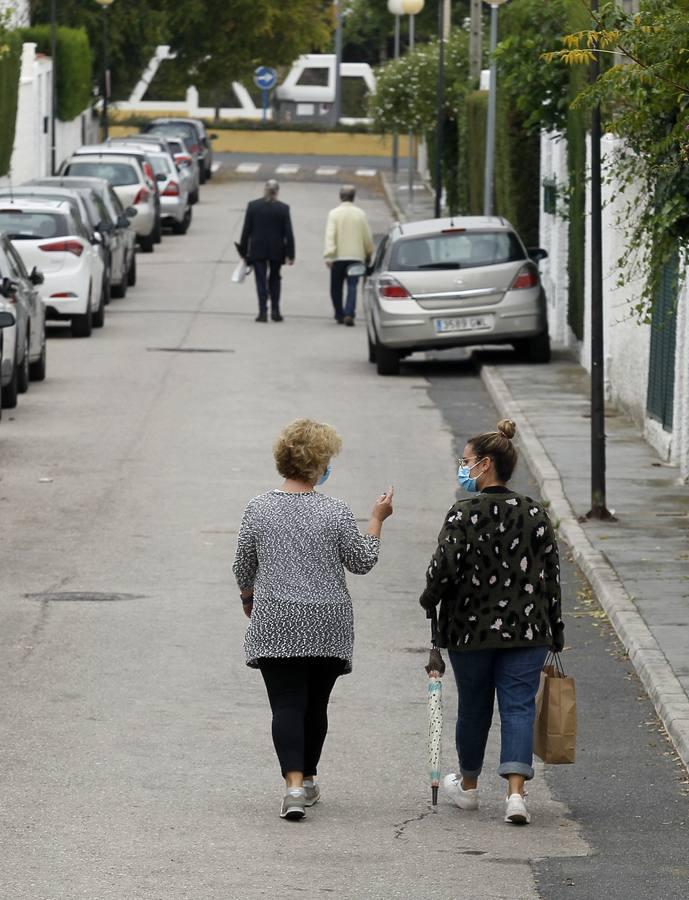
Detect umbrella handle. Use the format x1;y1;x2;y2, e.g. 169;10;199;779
430;608;439;647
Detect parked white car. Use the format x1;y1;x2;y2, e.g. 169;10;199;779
61;152;158;253
0;232;46;408
0;198;106;338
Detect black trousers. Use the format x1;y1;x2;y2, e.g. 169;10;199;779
259;657;345;776
252;259;282;314
329;259;359;320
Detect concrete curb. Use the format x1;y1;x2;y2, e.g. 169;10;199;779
481;364;689;773
380;172;406;224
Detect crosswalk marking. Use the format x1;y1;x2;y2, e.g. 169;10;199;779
275;164;300;175
355;168;377;177
236;162;260;173
316;166;339;176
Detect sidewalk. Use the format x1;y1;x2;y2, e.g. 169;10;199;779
386;175;689;773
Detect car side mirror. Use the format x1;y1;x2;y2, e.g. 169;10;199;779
30;266;44;286
125;206;137;219
155;172;166;182
0;309;15;328
117;214;130;228
346;262;367;278
528;247;548;262
97;219;113;234
0;276;17;297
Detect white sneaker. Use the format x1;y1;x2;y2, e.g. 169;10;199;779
442;773;479;810
504;793;530;825
280;788;306;820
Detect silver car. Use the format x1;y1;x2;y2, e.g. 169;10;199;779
364;217;550;375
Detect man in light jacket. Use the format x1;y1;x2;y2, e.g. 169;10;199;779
323;185;374;326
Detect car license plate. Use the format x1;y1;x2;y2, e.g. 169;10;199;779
434;315;493;334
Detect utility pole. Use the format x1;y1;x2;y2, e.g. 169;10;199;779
586;0;613;520
50;0;57;174
333;1;343;125
434;0;445;217
392;14;400;179
469;0;482;83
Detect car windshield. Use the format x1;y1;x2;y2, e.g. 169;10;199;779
150;123;197;142
66;161;139;187
0;209;70;239
390;231;525;271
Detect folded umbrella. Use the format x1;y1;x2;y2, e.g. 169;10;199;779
425;610;445;806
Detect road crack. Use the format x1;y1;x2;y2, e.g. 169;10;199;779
393;810;433;839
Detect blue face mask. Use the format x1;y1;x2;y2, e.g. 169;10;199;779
316;464;332;486
457;459;484;493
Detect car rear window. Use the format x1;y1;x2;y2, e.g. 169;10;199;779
390;231;526;271
150;155;173;176
149;122;197;142
66;161;139;187
0;210;70;239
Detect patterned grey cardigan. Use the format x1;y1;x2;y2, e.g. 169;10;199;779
420;490;564;652
233;490;380;672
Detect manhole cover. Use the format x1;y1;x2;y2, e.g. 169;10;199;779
26;592;143;602
147;347;235;354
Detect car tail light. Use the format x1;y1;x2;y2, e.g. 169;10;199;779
377;276;410;299
39;240;84;257
50;291;77;298
510;265;539;290
162;181;180;197
133;187;150;204
175;154;192;166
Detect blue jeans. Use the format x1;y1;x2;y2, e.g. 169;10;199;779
330;260;359;319
448;646;548;781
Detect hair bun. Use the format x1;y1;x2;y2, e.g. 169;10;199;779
497;418;516;440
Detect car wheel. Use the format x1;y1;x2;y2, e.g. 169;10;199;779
205;166;212;181
367;330;376;364
199;166;207;185
1;360;19;408
375;340;400;376
139;233;155;254
172;207;192;235
71;302;93;338
514;329;551;364
103;269;112;305
29;334;47;382
190;189;199;205
127;253;137;286
153;216;162;244
111;274;127;299
17;341;30;394
93;290;105;328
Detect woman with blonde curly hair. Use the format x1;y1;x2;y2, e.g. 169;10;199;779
233;418;393;821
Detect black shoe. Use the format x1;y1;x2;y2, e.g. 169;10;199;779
344;316;355;327
255;313;267;322
335;317;345;325
271;312;284;322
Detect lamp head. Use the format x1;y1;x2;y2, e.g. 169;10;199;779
94;0;115;6
402;0;425;12
387;0;405;13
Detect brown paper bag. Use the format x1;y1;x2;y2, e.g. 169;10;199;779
533;655;576;764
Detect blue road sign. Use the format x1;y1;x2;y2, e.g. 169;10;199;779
254;66;278;91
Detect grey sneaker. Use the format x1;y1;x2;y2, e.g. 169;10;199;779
280;788;306;820
304;783;321;807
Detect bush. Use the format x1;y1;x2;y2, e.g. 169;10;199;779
0;31;22;176
21;25;92;121
494;88;541;246
462;91;487;215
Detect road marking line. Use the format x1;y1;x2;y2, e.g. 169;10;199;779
236;163;261;173
211;162;222;173
275;164;300;175
316;166;339;176
355;168;377;177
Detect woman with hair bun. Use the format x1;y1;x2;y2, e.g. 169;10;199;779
233;418;393;821
420;419;564;826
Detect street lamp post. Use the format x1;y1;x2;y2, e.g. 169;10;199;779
482;0;507;216
333;1;343;125
94;0;115;140
388;0;403;179
434;0;445;217
404;0;425;210
50;0;57;174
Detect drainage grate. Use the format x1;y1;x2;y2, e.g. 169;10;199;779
26;592;144;602
147;347;235;354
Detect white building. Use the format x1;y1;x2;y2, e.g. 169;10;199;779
539;130;689;481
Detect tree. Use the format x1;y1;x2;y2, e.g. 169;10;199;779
543;0;689;318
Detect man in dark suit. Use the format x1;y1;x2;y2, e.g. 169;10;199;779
238;180;295;322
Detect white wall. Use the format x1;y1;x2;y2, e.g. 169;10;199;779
0;44;97;190
540;129;688;479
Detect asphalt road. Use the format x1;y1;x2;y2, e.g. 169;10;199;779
0;177;686;899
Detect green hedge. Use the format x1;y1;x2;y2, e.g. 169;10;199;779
494;88;540;246
0;32;22;177
21;25;92;121
463;90;487;215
